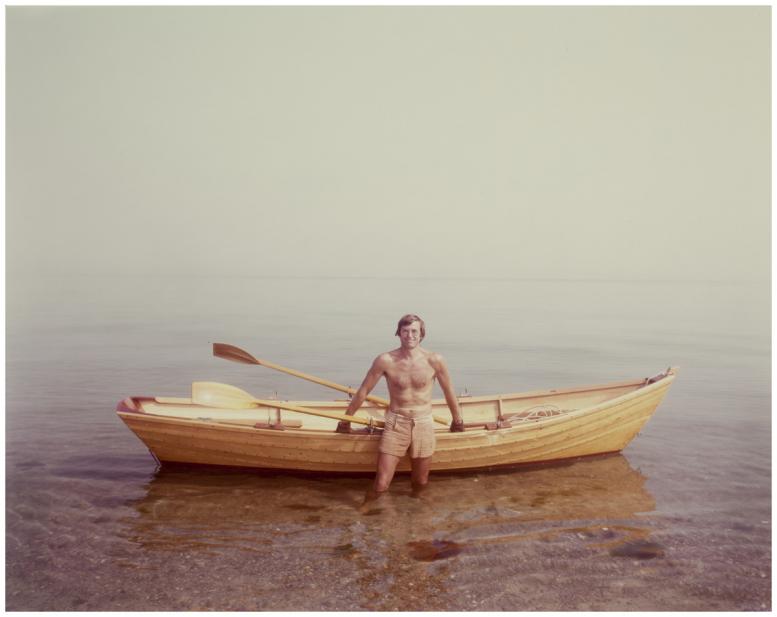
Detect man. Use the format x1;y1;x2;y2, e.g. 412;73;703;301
336;314;465;497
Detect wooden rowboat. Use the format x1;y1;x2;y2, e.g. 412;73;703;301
116;367;677;474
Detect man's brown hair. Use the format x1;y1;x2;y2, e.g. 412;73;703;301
395;314;426;340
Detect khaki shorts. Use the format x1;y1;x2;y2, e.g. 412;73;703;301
379;410;436;459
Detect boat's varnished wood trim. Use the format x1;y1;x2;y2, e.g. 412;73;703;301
280;380;646;409
117;379;671;472
116;397;156;414
117;370;676;473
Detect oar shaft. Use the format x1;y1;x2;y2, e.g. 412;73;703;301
254;358;390;407
213;343;390;407
254;393;450;427
252;398;384;428
213;343;450;426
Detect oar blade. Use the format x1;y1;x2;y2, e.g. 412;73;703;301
191;382;385;428
212;343;261;365
192;381;258;409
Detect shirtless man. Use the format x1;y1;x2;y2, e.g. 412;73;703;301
336;314;465;496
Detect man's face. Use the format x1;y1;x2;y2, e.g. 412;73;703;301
399;321;422;349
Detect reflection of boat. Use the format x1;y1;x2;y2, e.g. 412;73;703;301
116;368;677;473
123;454;655;554
118;453;660;610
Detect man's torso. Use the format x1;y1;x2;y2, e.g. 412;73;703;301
381;347;436;414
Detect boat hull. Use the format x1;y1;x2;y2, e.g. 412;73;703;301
117;370;675;473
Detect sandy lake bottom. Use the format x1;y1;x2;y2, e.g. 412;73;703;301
6;454;770;611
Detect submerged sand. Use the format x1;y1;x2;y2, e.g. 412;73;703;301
6;454;770;611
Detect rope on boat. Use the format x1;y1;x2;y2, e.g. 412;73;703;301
509;404;571;422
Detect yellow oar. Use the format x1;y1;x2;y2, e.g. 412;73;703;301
213;343;391;406
212;342;450;426
191;382;384;428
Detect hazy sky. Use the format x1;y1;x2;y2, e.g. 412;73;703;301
6;6;770;281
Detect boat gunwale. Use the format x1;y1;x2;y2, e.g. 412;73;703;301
230;372;672;409
130;367;677;411
444;374;664;405
117;369;676;438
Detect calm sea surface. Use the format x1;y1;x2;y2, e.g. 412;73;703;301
6;275;770;610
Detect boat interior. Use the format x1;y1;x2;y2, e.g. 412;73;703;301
122;369;673;433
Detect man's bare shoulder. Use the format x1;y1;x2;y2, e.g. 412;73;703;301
427;351;447;369
373;352;395;369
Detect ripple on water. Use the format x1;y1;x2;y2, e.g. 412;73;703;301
53;454;154;482
14;461;45;470
283;504;320;511
332;543;357;557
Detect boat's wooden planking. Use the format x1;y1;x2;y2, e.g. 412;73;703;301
117;373;674;473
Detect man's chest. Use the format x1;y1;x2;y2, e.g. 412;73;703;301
385;361;436;390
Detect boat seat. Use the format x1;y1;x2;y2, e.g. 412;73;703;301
253;421;303;430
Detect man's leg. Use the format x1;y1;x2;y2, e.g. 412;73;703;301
410;456;432;495
409;419;435;495
374;452;402;492
362;452;401;509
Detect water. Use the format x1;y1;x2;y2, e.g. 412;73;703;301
6;275;770;610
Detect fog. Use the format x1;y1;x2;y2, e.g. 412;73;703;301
6;6;770;282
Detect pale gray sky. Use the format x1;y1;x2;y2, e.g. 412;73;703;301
6;6;770;281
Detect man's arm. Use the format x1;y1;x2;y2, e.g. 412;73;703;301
430;353;465;431
336;356;386;432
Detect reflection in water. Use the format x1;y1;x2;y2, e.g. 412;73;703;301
120;455;657;609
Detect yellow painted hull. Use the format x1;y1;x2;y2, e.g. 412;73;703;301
117;369;676;473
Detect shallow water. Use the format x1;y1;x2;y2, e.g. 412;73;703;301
6;275;770;610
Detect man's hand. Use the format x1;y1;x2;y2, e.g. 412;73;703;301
450;419;465;433
336;420;352;434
